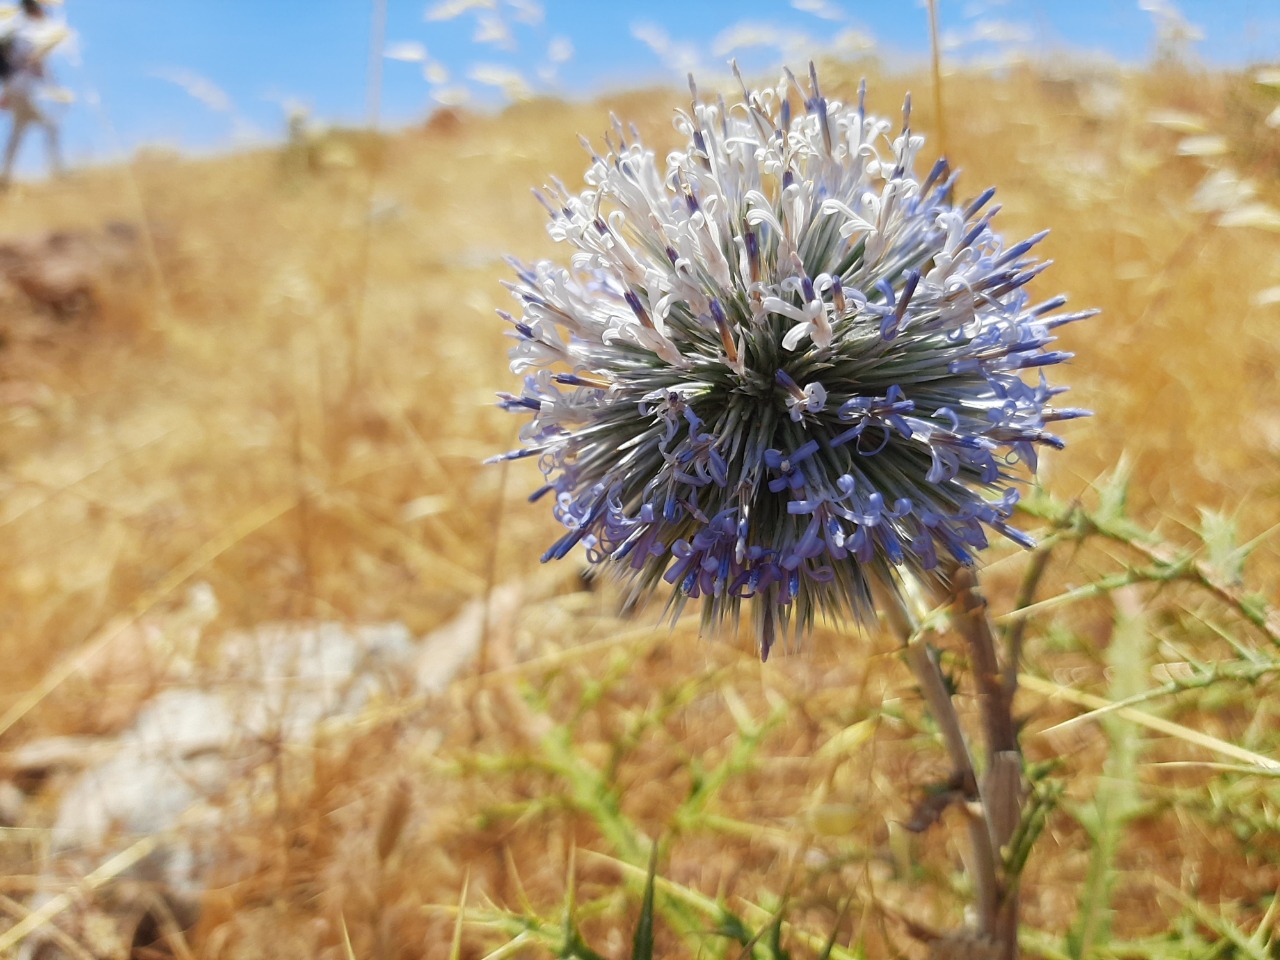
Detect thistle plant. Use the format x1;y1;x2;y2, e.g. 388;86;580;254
492;65;1090;660
492;65;1093;956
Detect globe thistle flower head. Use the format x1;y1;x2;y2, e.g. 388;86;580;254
492;65;1093;659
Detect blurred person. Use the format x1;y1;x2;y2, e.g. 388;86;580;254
0;0;65;187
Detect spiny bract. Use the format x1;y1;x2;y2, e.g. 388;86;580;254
492;66;1092;659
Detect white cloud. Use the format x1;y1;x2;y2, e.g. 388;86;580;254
504;0;544;26
468;63;532;99
150;68;231;113
790;0;845;20
547;35;574;64
384;41;429;62
424;0;494;22
1138;0;1205;46
536;36;572;85
473;11;515;49
969;19;1033;44
631;21;709;77
941;19;1033;52
962;0;1012;14
424;61;450;84
711;21;783;57
711;20;823;62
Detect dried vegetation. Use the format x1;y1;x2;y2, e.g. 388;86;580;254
0;58;1277;958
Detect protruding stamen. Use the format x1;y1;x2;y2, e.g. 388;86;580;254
775;369;807;402
745;228;761;283
531;188;556;217
624;290;654;329
882;271;921;340
553;372;611;389
897;271;921;320
961;208;1000;250
920;157;949;196
731;59;748;101
682;178;699;214
810;61;832;154
1042;408;1090;422
692;127;710;169
710;299;739;365
965;186;997;219
995;229;1050;267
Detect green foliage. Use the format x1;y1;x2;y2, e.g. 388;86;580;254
451;466;1280;959
1066;595;1151;960
630;845;657;960
1003;760;1065;883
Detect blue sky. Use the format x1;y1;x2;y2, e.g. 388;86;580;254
20;0;1280;173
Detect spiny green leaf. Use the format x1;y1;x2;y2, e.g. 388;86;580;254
1159;881;1275;960
713;909;753;946
551;848;613;960
1198;508;1249;585
631;843;658;960
559;932;609;960
1004;773;1063;882
1067;590;1151;960
1092;456;1141;537
767;910;791;960
449;869;470;960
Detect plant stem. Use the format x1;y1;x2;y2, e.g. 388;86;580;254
953;567;1024;960
885;570;1025;959
905;637;1000;936
883;579;1000;942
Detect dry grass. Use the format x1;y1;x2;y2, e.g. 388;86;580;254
0;56;1277;958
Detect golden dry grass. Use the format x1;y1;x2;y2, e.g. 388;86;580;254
0;58;1277;958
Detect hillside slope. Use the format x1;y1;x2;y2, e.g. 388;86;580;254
0;62;1278;958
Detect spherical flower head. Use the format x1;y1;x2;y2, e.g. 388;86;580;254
492;65;1093;659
